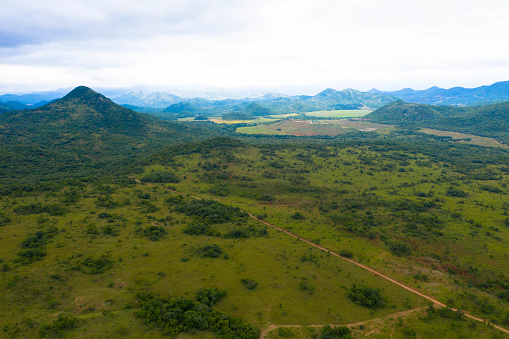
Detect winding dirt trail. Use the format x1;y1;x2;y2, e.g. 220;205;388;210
131;177;509;337
259;307;425;339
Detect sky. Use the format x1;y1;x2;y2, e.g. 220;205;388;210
1;0;509;95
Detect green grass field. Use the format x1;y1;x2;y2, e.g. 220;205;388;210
418;128;509;149
2;139;509;338
302;110;372;118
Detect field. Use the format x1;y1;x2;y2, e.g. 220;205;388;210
237;119;392;136
2;138;509;338
417;128;509;148
302;110;372;118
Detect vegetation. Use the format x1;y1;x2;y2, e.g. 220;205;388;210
2;87;509;338
135;293;259;338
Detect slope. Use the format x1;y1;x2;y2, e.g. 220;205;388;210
366;100;509;142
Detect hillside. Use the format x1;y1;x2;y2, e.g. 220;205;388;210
366;100;509;143
0;86;222;184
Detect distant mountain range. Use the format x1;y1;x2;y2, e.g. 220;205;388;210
368;80;509;106
2;81;509;116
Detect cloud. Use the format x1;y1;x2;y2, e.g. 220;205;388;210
1;0;509;92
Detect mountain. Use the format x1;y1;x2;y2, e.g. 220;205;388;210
0;88;69;105
371;80;509;106
164;102;197;114
0;101;28;113
365;100;467;125
0;86;222;182
113;91;183;108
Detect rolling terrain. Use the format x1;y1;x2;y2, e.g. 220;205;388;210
1;87;509;338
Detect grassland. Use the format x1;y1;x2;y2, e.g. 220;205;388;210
236;119;391;136
301;110;372;118
418;128;509;149
2;138;509;338
139;141;509;334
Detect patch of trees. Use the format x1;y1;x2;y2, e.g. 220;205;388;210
347;284;385;309
135;292;259;338
224;225;268;239
0;212;11;226
183;222;221;236
39;314;79;338
141;171;180;183
140;225;167;240
73;254;114;274
196;288;227;306
446;188;468;197
195;244;224;258
221;112;254;120
13;203;67;216
168;197;248;224
321;325;352;339
209;183;230;197
16;227;58;264
241;279;258;290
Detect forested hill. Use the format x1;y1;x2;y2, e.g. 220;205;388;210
366;100;509;142
0;86;223;185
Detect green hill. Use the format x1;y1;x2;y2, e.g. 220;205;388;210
0;86;221;185
367;100;509;142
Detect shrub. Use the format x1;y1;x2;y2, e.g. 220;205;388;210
135;293;259;338
291;212;305;220
339;250;353;258
39;314;79;337
183;222;220;236
389;242;411;256
196;244;223;258
241;279;258;290
75;254;114;274
141;171;180;183
347;284;385;309
196;288;226;306
143;225;166;241
321;325;351;339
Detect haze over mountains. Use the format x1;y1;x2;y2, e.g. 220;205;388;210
2;81;509;115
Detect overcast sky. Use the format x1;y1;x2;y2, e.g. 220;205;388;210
1;0;509;94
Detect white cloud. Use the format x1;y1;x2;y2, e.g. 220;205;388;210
1;0;509;93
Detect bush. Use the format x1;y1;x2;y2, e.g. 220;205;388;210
183;222;220;236
196;288;226;306
446;188;468;197
75;254;114;274
196;244;223;258
141;171;180;183
291;212;305;220
241;279;258;290
389;242;411;256
321;324;351;339
143;225;166;241
347;284;385;309
339;250;353;258
0;212;11;226
135;293;259;338
39;314;79;337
